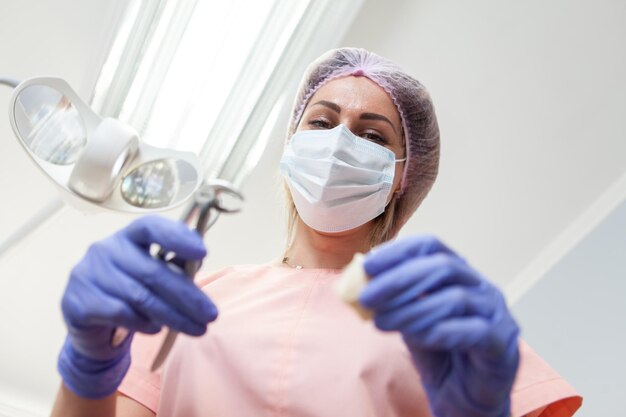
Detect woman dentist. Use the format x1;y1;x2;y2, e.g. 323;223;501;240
51;48;581;417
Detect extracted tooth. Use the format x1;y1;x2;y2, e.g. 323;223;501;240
334;253;372;320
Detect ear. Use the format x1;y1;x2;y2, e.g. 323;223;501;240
385;186;400;207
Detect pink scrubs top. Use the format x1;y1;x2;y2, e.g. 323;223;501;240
118;265;582;417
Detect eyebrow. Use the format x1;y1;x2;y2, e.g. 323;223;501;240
311;100;398;134
360;112;397;134
312;100;341;113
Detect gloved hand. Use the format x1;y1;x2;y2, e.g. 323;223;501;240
58;215;218;399
359;236;520;417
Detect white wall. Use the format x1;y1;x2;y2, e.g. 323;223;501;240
512;199;626;416
0;0;624;415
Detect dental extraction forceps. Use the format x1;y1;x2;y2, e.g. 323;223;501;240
110;180;243;370
149;179;243;371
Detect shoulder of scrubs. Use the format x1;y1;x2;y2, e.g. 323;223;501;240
511;339;583;417
117;266;235;413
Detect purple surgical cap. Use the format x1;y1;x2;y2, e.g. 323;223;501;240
287;47;440;237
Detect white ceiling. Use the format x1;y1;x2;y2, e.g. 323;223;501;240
0;0;624;415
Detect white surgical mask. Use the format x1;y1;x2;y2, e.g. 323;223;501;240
279;124;405;233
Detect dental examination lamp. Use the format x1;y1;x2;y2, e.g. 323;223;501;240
5;77;244;366
7;77;203;212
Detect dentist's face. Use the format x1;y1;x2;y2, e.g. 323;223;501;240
296;75;405;198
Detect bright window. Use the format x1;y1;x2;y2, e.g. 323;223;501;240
90;0;364;186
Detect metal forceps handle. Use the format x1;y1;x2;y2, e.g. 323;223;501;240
149;180;243;371
109;180;243;369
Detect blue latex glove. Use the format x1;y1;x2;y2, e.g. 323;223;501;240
58;215;218;399
359;236;520;417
